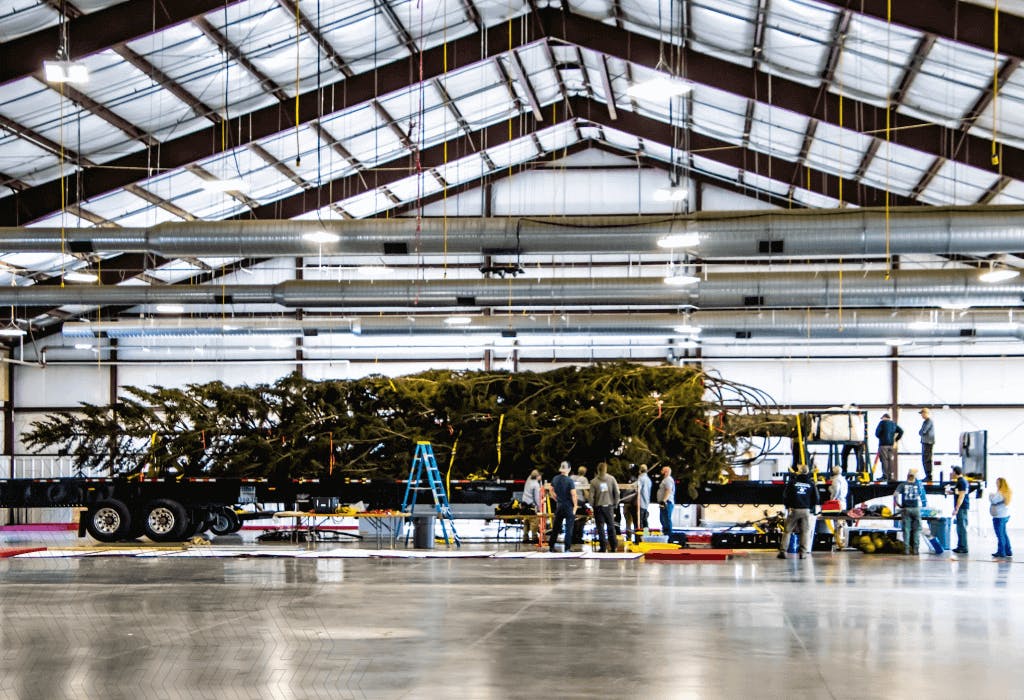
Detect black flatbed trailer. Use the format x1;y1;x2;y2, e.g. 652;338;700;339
0;474;979;543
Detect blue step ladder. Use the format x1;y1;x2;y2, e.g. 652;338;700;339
401;441;460;547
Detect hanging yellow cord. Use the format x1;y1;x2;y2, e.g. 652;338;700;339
446;436;458;498
495;414;504;476
992;0;1001;167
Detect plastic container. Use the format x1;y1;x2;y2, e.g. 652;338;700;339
927;517;950;551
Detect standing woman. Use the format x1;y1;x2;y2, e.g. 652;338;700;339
990;478;1013;559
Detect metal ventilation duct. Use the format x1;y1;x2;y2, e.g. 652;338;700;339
6;270;1022;309
60;310;1024;341
3;205;1024;258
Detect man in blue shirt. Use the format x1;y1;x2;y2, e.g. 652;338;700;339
547;462;578;553
951;466;970;554
875;413;904;482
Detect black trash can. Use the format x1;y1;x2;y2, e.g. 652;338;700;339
412;515;436;549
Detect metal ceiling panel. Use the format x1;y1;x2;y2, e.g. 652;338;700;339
376;81;452;148
0;132;58;185
0;0;59;42
793;187;842;209
387;170;445;202
760;0;835;85
972;66;1024;148
535;121;579;153
902;37;994;126
323;103;405;166
452;82;521;129
990;178;1024;204
918;160;1000;206
508;45;561;105
689;0;757;61
740;171;790;196
804;120;871;177
337;188;396;218
748;102;809;159
76;49;206;139
599;128;639;154
256;125;357;185
391;0;478;45
80;188;161;224
486;136;541;169
26;210;92;229
149;260;205;284
0;251;75;271
860;141;932;195
434;154;487;188
691;154;740;181
111;201;186;229
320;2;409;75
833;12;919;105
196;147;301;201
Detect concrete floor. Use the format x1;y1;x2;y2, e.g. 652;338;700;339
0;542;1021;700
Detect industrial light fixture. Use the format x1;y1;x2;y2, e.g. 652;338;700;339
42;5;88;85
939;301;972;310
443;316;473;326
672;324;702;335
979;262;1019;283
155;304;185;314
0;326;26;338
63;270;98;283
43;59;88;84
626;74;692;101
302;231;340;244
657;233;700;249
908;320;937;331
663;266;700;286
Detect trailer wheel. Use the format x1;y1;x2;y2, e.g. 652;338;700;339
143;499;190;542
209;507;240;536
86;499;132;542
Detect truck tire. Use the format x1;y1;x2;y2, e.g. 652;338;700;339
86;499;133;542
209;507;240;536
143;499;190;542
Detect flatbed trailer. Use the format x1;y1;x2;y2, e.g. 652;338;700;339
0;474;514;543
0;474;978;543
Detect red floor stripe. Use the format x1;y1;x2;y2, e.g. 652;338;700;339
0;547;47;558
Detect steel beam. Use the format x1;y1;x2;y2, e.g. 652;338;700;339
0;0;243;87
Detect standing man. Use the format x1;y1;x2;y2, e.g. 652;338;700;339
895;470;924;554
637;464;652;535
520;469;542;544
589;462;620;553
657;466;676;537
951;466;970;555
547;462;578;553
875;413;904;482
918;408;935;481
777;465;819;559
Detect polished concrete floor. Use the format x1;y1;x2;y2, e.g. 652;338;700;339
0;540;1021;700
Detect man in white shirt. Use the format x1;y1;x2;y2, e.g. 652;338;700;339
657;466;676;537
637;464;652;533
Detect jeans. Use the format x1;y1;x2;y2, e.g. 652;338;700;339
594;504;617;552
955;507;969;552
550;503;576;552
780;508;815;554
901;506;922;554
660;501;674;537
993;516;1013;557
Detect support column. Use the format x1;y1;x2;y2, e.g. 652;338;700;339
2;354;12;525
890;345;900;476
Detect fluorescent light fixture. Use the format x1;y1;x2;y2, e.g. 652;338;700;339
63;270;98;283
652;186;688;202
884;338;910;347
626;75;692;101
663;273;700;287
0;327;26;337
673;325;702;335
443;316;473;326
222;324;240;332
202;178;248;192
657;233;700;248
43;60;89;84
979;267;1019;283
939;302;972;310
908;320;937;330
73;343;93;350
302;230;340;244
155;304;185;314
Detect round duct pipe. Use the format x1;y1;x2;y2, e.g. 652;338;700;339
3;205;1024;258
7;270;1023;309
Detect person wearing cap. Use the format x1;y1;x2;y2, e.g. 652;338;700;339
895;470;926;554
918;408;935;481
520;469;543;544
548;462;578;553
951;466;970;554
874;413;904;481
657;466;676;538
